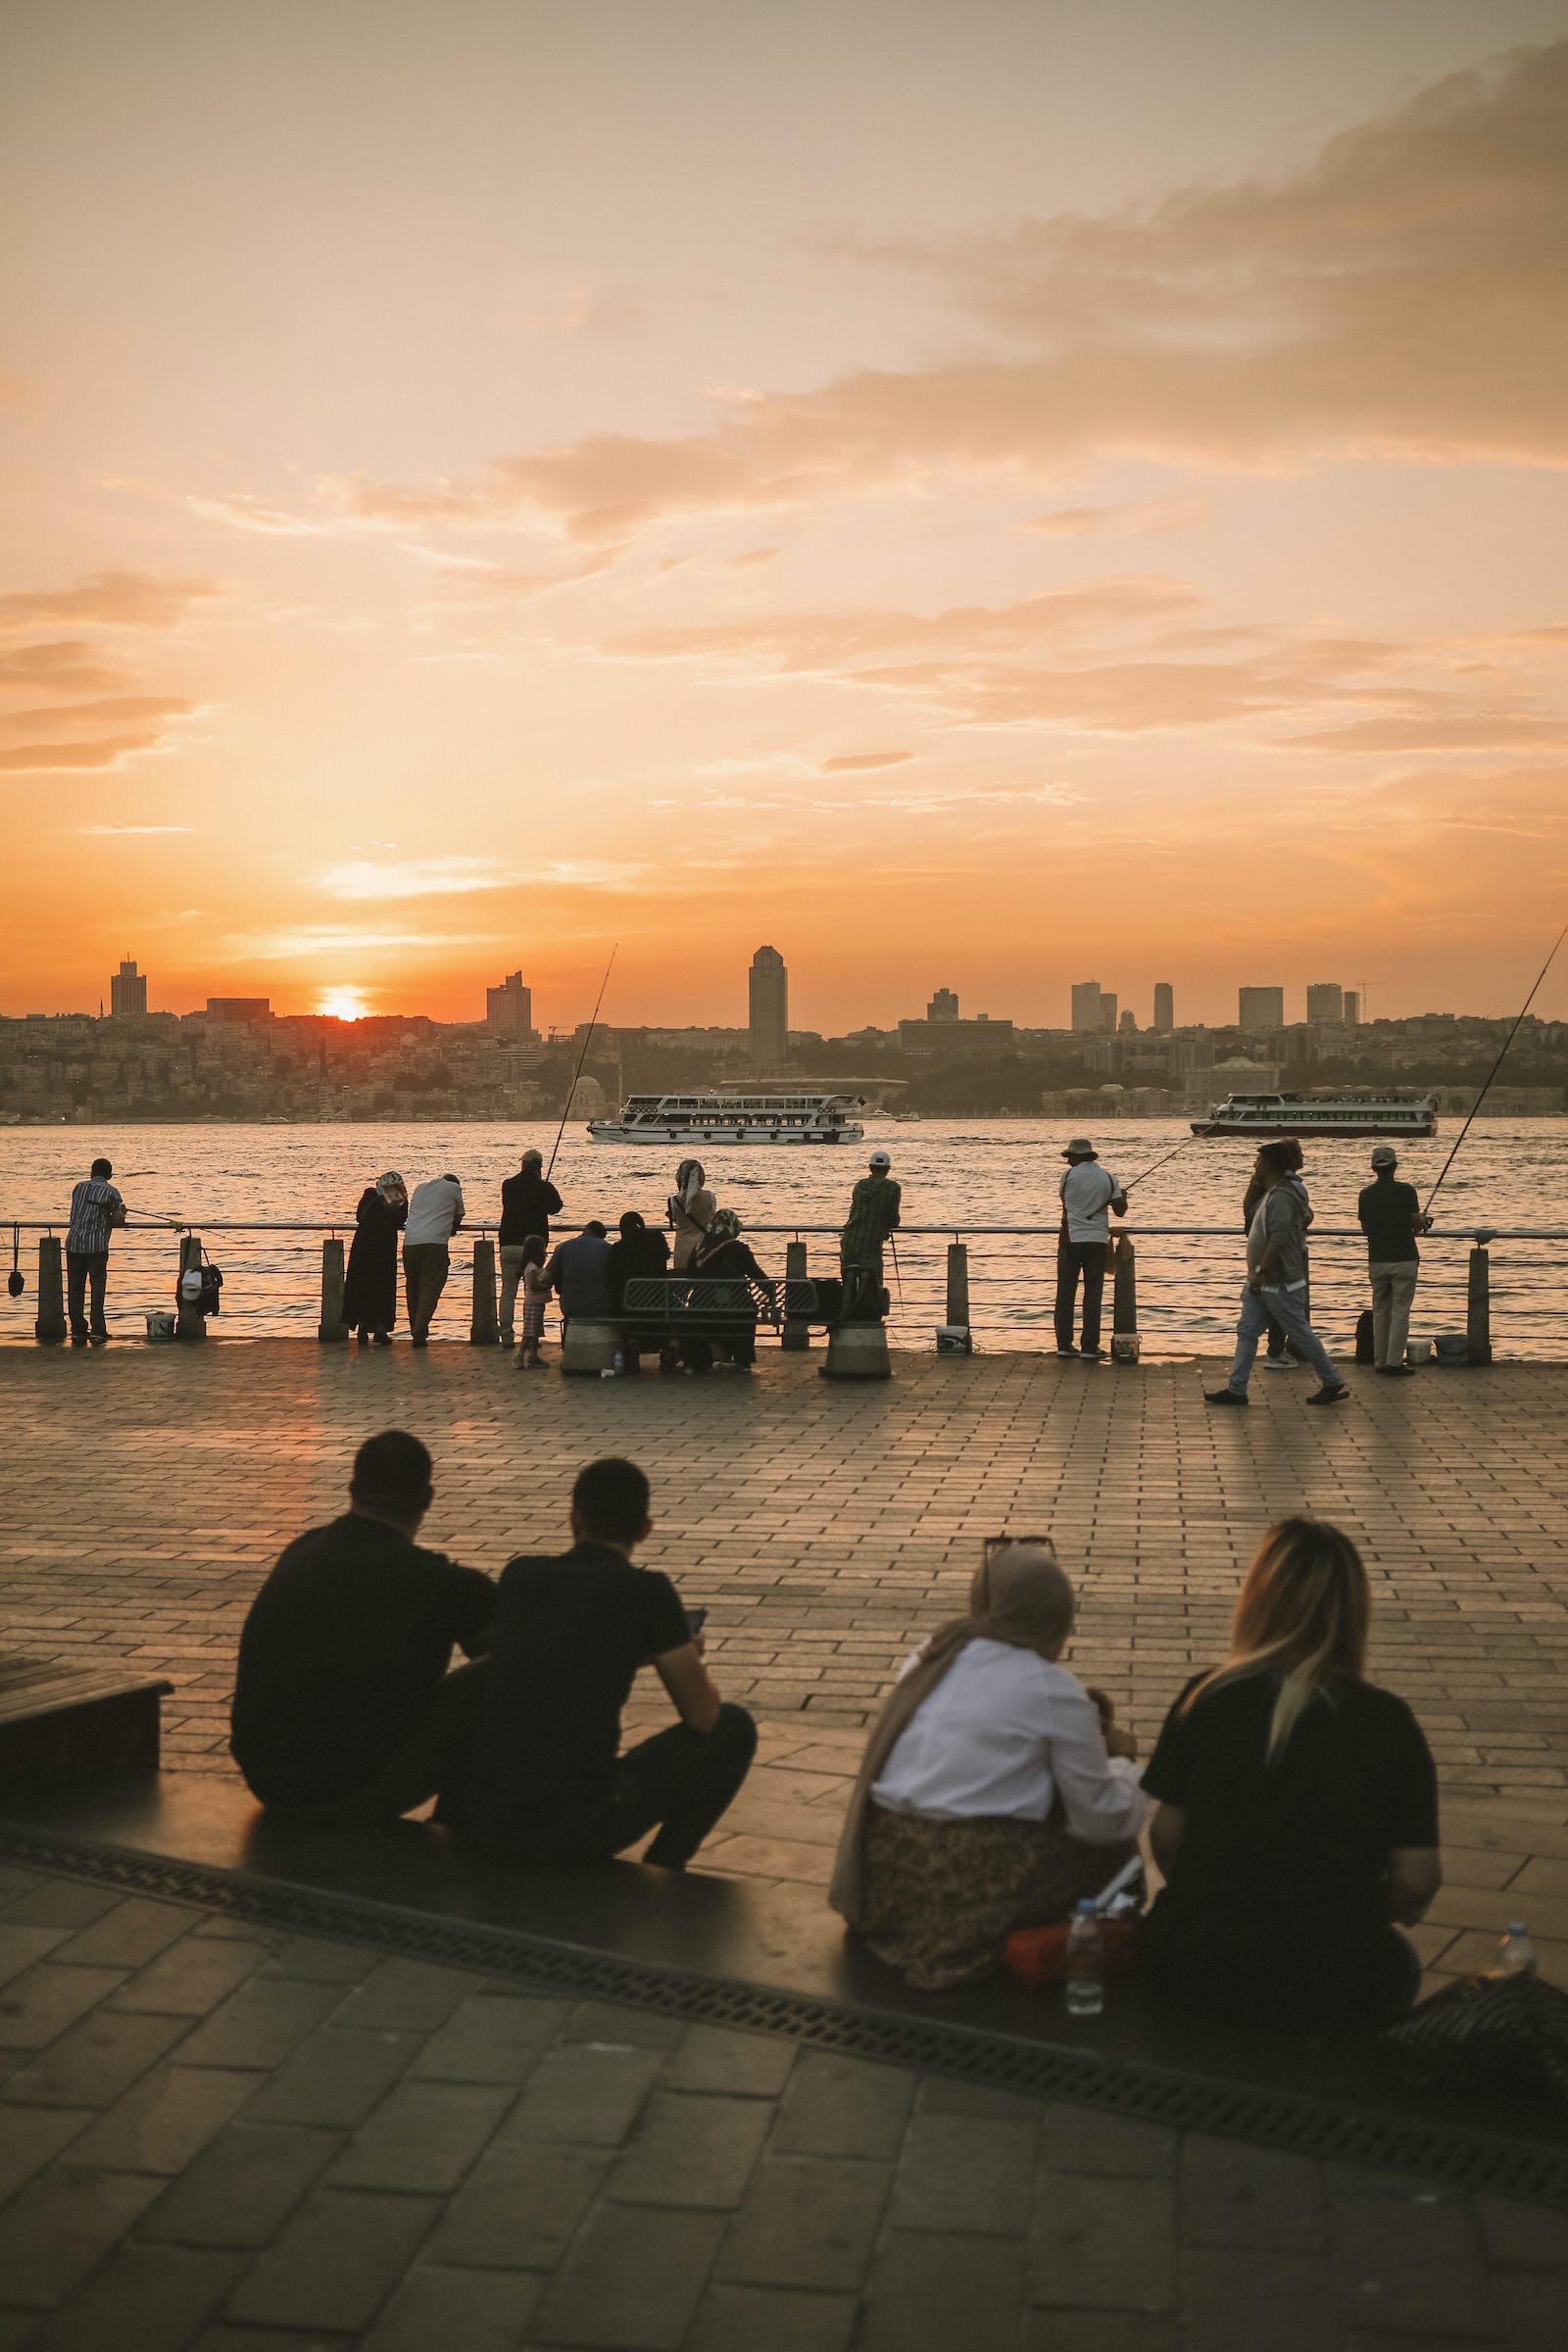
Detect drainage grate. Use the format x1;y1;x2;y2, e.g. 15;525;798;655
2;1822;1563;2210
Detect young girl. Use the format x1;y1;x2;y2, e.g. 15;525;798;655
514;1234;550;1369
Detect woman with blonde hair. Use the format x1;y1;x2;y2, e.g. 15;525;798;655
1140;1517;1441;2032
829;1537;1148;1989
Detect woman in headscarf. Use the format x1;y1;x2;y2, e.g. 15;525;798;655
667;1158;715;1271
829;1537;1148;1989
687;1207;772;1371
343;1171;408;1345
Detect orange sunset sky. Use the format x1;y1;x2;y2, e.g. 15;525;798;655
3;1;1567;1034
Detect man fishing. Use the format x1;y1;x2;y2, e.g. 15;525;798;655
1359;1148;1430;1376
64;1156;126;1344
1055;1137;1126;1360
840;1150;902;1316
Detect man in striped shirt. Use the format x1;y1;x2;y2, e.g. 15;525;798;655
66;1157;125;1343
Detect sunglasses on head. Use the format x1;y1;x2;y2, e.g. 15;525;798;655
983;1533;1057;1559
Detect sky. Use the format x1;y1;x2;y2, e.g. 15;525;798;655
3;0;1567;1034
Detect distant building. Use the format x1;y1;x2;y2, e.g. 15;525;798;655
1343;991;1360;1027
898;1011;1015;1054
749;945;789;1069
110;958;147;1017
1239;986;1285;1030
1306;981;1345;1024
206;998;270;1023
486;969;537;1042
1152;982;1174;1033
1070;981;1102;1034
927;988;959;1021
1100;993;1118;1032
1118;1009;1137;1034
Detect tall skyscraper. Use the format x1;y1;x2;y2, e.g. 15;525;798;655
927;988;959;1021
1152;982;1174;1033
1239;985;1285;1030
1070;980;1102;1034
486;969;536;1041
749;945;788;1068
1100;993;1119;1031
1306;981;1345;1024
1343;991;1360;1028
110;957;147;1016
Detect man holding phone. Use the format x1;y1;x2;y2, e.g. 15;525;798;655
468;1457;756;1870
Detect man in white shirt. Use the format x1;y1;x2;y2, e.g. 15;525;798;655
402;1173;466;1348
1054;1138;1126;1360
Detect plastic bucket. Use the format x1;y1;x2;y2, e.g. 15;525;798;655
935;1325;971;1355
1110;1333;1141;1364
1405;1339;1433;1365
144;1311;175;1340
1434;1333;1468;1365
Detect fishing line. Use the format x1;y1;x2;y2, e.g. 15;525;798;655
888;1233;905;1311
545;943;618;1184
1422;916;1568;1218
1120;1133;1199;1194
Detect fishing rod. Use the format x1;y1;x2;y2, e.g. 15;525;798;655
888;1233;905;1311
1120;1133;1198;1194
545;943;618;1183
1422;916;1568;1219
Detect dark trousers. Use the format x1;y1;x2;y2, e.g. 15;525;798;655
1054;1241;1107;1351
403;1243;451;1339
265;1658;492;1827
495;1703;758;1871
66;1250;109;1337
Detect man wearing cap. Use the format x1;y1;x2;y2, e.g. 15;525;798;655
840;1152;902;1311
1358;1148;1430;1377
1055;1139;1126;1361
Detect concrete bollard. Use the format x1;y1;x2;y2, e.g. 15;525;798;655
561;1318;620;1374
782;1240;810;1351
1466;1244;1493;1367
943;1241;972;1351
318;1238;349;1342
1111;1235;1139;1362
175;1235;206;1342
34;1237;67;1344
470;1238;499;1345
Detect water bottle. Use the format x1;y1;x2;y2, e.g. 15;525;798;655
1498;1922;1536;1978
1064;1900;1104;2018
613;1349;625;1376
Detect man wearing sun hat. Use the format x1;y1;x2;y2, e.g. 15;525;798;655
1055;1138;1126;1360
1357;1146;1430;1376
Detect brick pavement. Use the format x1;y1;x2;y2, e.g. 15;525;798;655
3;1345;1567;1987
0;1858;1564;2350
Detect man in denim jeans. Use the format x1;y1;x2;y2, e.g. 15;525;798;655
1206;1140;1348;1408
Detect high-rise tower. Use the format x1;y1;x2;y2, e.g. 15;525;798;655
749;945;788;1069
110;957;147;1016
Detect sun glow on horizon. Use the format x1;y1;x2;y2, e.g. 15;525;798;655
318;987;369;1022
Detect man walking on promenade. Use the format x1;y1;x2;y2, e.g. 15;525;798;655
65;1155;125;1345
403;1171;465;1346
840;1149;902;1313
1359;1146;1429;1377
469;1457;757;1870
1055;1138;1125;1359
1207;1140;1348;1407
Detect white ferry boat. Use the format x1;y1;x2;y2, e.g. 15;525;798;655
1191;1091;1438;1140
587;1091;865;1146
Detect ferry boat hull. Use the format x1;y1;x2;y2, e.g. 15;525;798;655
587;1089;864;1147
1191;1092;1437;1141
587;1122;860;1145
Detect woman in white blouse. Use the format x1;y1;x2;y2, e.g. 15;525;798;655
829;1536;1149;1988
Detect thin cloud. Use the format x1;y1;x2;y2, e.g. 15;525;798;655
0;642;133;695
318;856;520;901
0;570;220;629
227;926;507;960
79;823;193;836
820;751;914;771
1028;499;1206;539
0;730;173;772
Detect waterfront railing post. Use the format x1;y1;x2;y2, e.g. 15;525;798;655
469;1237;499;1346
175;1235;206;1342
1111;1235;1139;1362
1467;1242;1494;1367
34;1237;66;1345
318;1238;348;1343
782;1239;809;1350
944;1241;971;1352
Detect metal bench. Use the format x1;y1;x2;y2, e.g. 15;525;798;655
0;1655;172;1797
619;1274;835;1363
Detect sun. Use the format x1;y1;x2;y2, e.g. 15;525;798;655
318;987;369;1022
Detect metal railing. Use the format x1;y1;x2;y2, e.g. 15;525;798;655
7;1215;1563;1357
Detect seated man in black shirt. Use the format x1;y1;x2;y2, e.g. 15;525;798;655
469;1456;757;1870
606;1210;671;1373
230;1430;496;1825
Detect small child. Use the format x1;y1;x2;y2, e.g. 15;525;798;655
515;1234;550;1369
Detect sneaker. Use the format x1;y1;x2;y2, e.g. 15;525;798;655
1079;1347;1105;1361
1377;1364;1416;1378
1204;1388;1249;1406
411;1335;428;1349
1305;1384;1349;1405
1260;1353;1298;1371
1055;1346;1079;1359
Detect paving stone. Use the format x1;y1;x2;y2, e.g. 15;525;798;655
915;2077;1044;2121
531;2203;727;2350
140;2123;341;2247
502;2040;663;2145
407;1991;569;2082
1179;2134;1328;2250
424;2139;612;2271
1037;2104;1178;2180
663;2024;798;2098
1492;2269;1568;2352
0;1962;127;2048
6;2008;189;2110
1474;2193;1568;2269
66;2063;265;2175
1026;2175;1177;2312
1332;2195;1503;2338
563;1997;687;2049
1021;2319;1181;2351
768;2051;915;2159
188;2333;338;2352
0;1924;72;1986
0;2101;93;2202
684;2282;858;2352
258;1936;377;1984
1181;2243;1344;2352
328;2079;514;2193
243;2025;420;2129
359;2262;541;2352
331;1957;481;2034
225;2188;440;2332
716;2155;892;2291
24;2240;244;2352
170;1977;346;2069
106;1934;272;2018
858;2228;1026;2352
609;2089;773;2208
0;1884;123;1932
0;2166;163;2308
49;1897;198;1972
890;2112;1038;2234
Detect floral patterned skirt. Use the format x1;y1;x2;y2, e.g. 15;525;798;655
858;1804;1138;1991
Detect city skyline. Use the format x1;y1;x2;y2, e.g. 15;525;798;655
4;7;1568;1030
